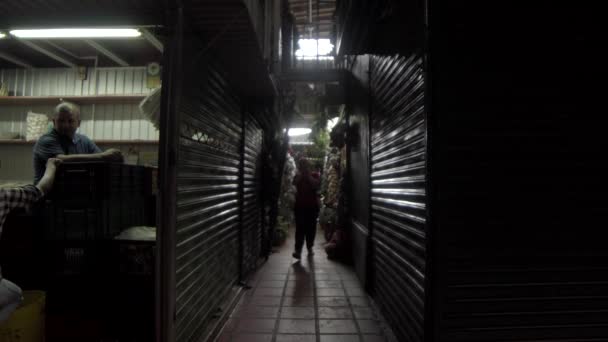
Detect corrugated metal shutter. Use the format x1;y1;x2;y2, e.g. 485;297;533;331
369;53;426;342
429;4;608;340
441;255;608;341
346;55;371;286
241;113;264;278
173;59;242;341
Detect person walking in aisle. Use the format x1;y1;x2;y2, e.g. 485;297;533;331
292;158;320;259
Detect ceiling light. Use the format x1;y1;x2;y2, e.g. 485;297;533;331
0;32;6;39
288;128;312;137
327;117;339;131
10;28;141;39
295;39;334;57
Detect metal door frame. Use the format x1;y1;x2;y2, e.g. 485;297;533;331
157;5;183;342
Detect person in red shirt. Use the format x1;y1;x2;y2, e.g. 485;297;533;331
292;158;320;259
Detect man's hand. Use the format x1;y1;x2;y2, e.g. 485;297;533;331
46;158;62;171
102;148;124;163
37;158;63;194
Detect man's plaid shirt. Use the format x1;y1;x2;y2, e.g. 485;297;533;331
0;185;42;237
0;185;42;280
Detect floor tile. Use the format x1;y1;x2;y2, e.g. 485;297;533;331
315;280;343;288
276;334;316;342
232;333;273;342
289;272;313;280
348;297;370;307
254;287;285;297
284;286;315;297
280;306;316;319
319;319;358;334
217;229;394;342
314;268;333;274
243;296;282;307
314;274;343;280
287;280;314;287
257;280;286;288
277;319;316;334
345;287;367;296
260;269;289;275
232;306;279;318
358;320;382;334
352;308;375;319
260;274;288;281
318;307;354;319
317;288;346;297
235;319;276;333
282;296;315;307
317;297;349;307
339;273;359;280
320;335;361;342
217;331;232;342
342;280;362;288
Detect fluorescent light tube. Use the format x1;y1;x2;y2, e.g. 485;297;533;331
10;28;141;38
288;128;312;137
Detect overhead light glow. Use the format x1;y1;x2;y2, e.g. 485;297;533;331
0;32;6;39
295;39;334;58
288;128;312;137
298;56;334;61
327;117;339;131
10;28;141;39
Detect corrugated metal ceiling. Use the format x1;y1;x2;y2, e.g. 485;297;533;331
0;0;164;68
0;37;163;68
0;0;275;97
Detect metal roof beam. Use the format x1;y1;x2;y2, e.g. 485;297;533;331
0;51;33;68
16;40;77;67
281;69;345;82
141;28;163;53
84;40;129;67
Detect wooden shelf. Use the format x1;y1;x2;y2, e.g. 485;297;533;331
0;139;158;145
0;95;147;105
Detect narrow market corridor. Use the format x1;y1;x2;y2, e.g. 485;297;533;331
216;230;393;342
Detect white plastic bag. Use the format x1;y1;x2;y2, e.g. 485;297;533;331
115;226;156;241
139;87;161;130
25;111;49;141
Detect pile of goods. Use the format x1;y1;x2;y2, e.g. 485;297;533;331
322;118;350;259
274;152;297;246
319;147;340;241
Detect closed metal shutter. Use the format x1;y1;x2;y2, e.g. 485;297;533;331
174;60;243;341
241;113;264;278
370;53;427;342
346;55;372;286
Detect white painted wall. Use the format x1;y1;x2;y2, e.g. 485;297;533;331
0;67;152;96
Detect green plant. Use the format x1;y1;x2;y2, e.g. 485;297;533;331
305;129;329;160
306;111;335;160
273;215;290;246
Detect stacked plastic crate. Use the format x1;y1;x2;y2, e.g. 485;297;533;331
44;162;156;339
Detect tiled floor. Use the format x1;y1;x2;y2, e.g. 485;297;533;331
216;231;390;342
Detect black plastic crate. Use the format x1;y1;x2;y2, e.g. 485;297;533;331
44;202;104;240
45;162;154;241
45;241;111;277
112;240;156;276
50;162;148;200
